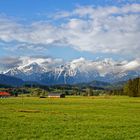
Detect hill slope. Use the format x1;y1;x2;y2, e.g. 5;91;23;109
0;74;23;87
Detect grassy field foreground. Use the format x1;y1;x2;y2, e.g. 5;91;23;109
0;96;140;140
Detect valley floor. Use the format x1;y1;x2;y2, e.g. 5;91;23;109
0;96;140;140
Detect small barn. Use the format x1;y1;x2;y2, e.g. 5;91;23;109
48;93;65;98
0;92;11;98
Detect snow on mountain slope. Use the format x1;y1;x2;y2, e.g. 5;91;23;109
4;57;140;84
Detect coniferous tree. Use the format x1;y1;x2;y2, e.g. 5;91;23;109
128;79;133;97
124;78;140;97
132;78;139;97
123;82;129;95
138;78;140;97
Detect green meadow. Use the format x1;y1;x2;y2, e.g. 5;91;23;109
0;96;140;140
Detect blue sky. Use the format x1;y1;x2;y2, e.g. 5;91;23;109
0;0;139;21
0;0;140;62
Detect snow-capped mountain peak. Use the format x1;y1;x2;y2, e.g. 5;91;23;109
19;62;46;74
3;57;140;84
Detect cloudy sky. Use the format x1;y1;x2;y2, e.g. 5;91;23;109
0;0;140;71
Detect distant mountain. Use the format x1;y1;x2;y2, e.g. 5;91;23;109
75;80;111;90
3;57;140;85
0;74;23;87
75;80;128;90
86;80;111;87
5;62;46;81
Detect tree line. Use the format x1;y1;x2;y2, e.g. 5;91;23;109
1;77;140;97
123;78;140;97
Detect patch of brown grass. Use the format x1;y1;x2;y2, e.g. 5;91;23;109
17;109;41;113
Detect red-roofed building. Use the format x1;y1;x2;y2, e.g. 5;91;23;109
0;92;11;98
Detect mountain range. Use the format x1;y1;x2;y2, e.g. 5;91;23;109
1;57;140;86
0;74;23;87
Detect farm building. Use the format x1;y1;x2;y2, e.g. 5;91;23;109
0;92;11;98
48;93;65;98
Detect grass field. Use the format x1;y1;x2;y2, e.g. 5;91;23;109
0;96;140;140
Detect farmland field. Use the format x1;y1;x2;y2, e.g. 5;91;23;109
0;96;140;140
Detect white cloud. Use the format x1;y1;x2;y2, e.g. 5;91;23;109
0;56;64;72
0;3;140;58
69;57;140;76
72;4;140;18
16;56;63;70
123;59;140;71
51;11;71;19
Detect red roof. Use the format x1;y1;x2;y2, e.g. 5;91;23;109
0;92;11;96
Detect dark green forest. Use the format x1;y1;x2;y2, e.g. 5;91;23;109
123;77;140;97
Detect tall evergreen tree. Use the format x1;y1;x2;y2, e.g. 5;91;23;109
128;79;133;97
138;78;140;97
124;78;140;97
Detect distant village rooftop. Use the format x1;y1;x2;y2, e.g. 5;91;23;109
0;92;11;98
48;93;65;98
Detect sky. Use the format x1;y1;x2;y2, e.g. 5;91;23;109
0;0;140;70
